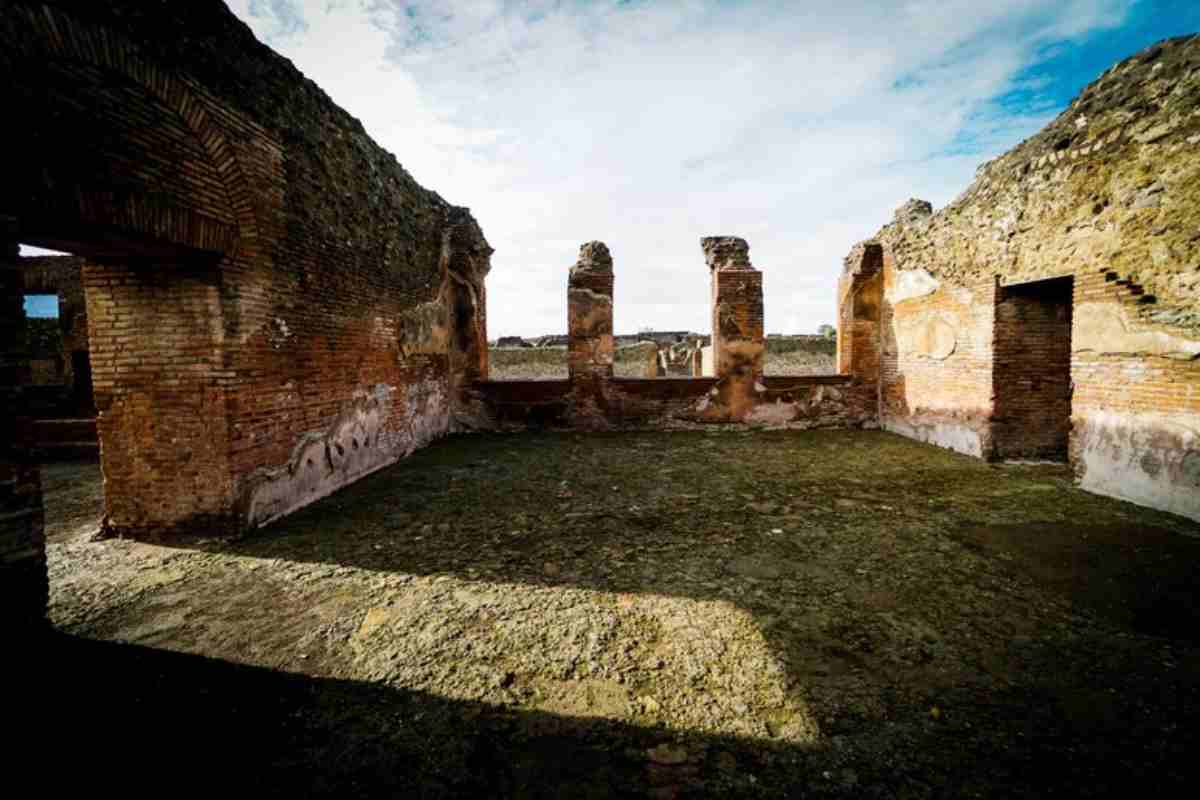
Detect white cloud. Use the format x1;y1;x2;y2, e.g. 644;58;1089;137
228;0;1131;337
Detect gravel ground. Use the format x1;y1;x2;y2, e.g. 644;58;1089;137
37;430;1200;798
40;457;103;543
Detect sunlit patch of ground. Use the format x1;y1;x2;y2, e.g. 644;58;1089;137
43;431;1200;797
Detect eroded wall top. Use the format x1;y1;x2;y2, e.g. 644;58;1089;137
858;34;1200;333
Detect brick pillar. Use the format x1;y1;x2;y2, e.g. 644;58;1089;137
837;242;882;381
445;208;492;385
704;236;763;382
567;242;614;427
83;260;236;539
568;242;614;379
0;224;47;634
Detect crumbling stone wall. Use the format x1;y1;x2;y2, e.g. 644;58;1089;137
849;35;1200;520
566;242;615;428
0;1;490;539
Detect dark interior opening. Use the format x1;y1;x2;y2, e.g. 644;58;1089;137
992;275;1074;461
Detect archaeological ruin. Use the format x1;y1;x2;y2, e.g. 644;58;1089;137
3;2;1199;795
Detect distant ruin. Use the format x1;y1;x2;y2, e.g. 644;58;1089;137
488;333;835;381
2;1;1197;645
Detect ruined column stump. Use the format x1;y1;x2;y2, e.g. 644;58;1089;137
567;242;614;427
838;242;882;383
704;237;764;418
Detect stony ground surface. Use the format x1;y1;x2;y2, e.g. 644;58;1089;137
37;431;1200;798
40;457;103;543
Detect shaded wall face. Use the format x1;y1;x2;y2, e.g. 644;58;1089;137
992;278;1073;460
0;239;47;632
83;260;237;537
1;2;491;538
20;256;92;415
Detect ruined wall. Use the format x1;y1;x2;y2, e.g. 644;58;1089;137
469;238;878;431
473;375;877;431
852;35;1200;520
0;1;490;538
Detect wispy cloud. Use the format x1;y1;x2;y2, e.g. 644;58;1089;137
229;0;1133;336
247;0;310;40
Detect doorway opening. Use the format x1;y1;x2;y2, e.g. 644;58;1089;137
991;276;1074;461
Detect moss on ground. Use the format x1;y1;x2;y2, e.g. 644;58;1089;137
43;430;1200;797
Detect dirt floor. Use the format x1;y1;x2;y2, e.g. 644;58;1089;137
40;457;104;543
33;430;1200;798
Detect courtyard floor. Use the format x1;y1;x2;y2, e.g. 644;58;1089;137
37;430;1200;798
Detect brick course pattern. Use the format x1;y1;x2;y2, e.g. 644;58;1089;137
0;1;491;539
992;277;1074;460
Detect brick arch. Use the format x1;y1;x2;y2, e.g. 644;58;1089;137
3;3;260;256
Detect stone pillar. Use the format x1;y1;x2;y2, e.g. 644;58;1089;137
837;242;882;381
0;222;47;634
445;207;493;386
704;236;763;382
568;242;614;379
83;259;237;539
567;242;614;428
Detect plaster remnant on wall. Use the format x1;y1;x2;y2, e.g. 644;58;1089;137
883;417;985;458
887;268;940;304
1076;410;1200;522
242;381;446;529
896;313;958;360
1074;301;1200;359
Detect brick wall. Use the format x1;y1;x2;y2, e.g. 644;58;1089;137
1069;269;1200;520
1;2;491;538
878;259;997;457
992;277;1074;460
82;259;236;536
846;37;1200;520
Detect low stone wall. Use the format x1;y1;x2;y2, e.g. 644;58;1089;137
468;374;876;431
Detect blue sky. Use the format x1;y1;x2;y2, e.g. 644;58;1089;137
214;2;1196;335
24;294;59;319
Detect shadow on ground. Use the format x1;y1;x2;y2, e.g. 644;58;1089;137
43;430;1200;797
26;628;1199;798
